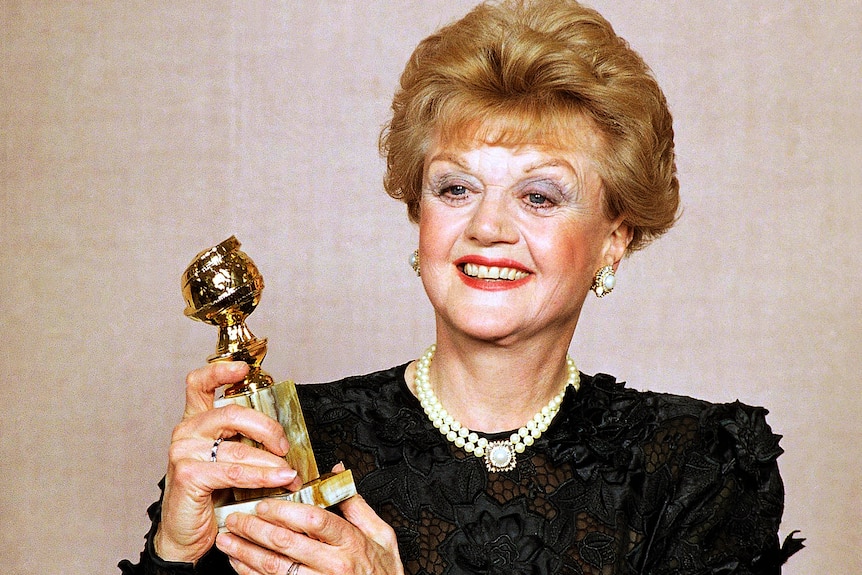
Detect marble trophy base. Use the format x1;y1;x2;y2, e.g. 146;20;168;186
213;379;357;532
213;469;356;532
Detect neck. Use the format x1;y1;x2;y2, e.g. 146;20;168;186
409;332;576;433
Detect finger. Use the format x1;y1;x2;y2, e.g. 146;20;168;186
184;361;249;417
225;555;252;575
169;435;290;472
221;512;327;572
156;462;299;564
170;457;299;496
254;499;352;547
329;461;396;549
174;403;291;458
226;502;344;571
338;494;399;551
225;503;388;575
217;531;302;575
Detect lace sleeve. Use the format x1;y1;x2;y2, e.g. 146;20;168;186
643;403;803;574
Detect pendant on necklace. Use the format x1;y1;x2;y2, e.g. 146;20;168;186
484;441;517;472
414;344;580;475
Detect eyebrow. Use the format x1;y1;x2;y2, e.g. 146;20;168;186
426;152;576;175
524;158;576;174
425;152;469;171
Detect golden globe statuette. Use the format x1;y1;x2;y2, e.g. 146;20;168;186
181;236;355;532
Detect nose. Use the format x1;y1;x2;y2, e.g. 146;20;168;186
464;190;519;246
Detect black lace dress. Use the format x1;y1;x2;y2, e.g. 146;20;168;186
120;364;802;574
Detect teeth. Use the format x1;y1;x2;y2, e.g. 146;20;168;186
462;263;529;281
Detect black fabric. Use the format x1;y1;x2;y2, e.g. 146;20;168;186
120;364;802;574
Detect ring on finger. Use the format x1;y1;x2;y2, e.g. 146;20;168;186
210;437;223;462
286;561;300;575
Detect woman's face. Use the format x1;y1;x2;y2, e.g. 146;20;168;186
418;120;631;346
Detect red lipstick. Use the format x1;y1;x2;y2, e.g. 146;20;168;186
453;255;533;291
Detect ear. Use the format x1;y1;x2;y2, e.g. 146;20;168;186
603;218;633;272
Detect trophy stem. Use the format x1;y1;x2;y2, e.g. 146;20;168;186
221;365;275;398
207;326;273;397
215;322;259;358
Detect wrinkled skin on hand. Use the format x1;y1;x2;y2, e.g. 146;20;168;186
215;464;404;575
154;362;302;563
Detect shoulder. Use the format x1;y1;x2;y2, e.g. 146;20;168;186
563;373;785;479
574;377;799;570
580;371;771;418
582;372;780;434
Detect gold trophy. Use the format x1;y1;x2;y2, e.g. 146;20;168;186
181;236;355;532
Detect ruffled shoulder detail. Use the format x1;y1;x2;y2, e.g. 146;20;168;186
698;400;784;482
546;373;787;478
544;373;660;481
546;373;803;570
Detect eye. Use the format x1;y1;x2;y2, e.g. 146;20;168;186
425;170;477;206
520;179;568;213
527;192;550;206
523;191;559;211
432;183;474;205
442;184;469;198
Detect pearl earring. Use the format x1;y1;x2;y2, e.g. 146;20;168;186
410;249;421;276
591;265;615;297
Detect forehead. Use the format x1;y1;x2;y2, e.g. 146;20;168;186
424;142;577;177
426;112;605;175
431;111;606;166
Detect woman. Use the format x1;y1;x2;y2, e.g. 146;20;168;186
121;0;801;573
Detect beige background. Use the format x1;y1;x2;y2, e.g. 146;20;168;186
1;1;859;573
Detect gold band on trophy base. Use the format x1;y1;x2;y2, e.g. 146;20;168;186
182;236;356;532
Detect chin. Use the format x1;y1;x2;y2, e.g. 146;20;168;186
439;315;528;344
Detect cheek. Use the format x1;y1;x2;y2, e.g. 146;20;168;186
529;222;604;275
418;204;459;255
417;211;438;254
417;216;447;277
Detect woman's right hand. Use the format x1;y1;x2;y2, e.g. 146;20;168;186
153;361;302;563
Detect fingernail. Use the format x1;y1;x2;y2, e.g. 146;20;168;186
216;532;235;551
256;500;270;515
279;437;290;455
277;467;297;482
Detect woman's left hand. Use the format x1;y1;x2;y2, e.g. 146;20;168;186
215;468;403;575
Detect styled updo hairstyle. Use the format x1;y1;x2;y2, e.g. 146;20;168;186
379;0;679;253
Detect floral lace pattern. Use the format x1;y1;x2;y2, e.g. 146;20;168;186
120;365;802;574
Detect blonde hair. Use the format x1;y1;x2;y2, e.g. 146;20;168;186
379;0;679;252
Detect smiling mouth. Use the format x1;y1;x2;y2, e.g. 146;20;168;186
460;263;530;281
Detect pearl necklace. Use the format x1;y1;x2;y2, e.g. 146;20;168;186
414;344;580;472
